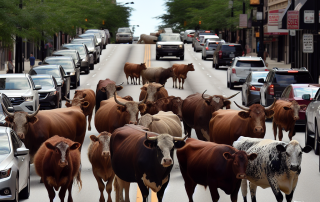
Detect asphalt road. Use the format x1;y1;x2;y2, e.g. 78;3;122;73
22;44;320;202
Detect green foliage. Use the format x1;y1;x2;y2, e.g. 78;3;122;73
0;0;131;45
157;0;251;31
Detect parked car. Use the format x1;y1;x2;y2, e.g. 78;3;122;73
241;71;269;106
227;56;267;89
0;127;30;201
155;33;184;60
104;29;111;44
71;38;99;64
0;74;41;113
201;39;225;60
260;67;314;107
0;93;15;127
192;30;214;48
180;31;184;41
213;43;244;69
52;50;89;74
116;27;133;44
29;65;71;99
31;75;62;109
163;28;173;33
77;34;101;56
62;43;94;70
85;29;107;49
43;56;80;89
182;30;195;44
194;33;218;52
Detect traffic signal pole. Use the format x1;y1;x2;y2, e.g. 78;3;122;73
15;0;23;73
258;3;264;58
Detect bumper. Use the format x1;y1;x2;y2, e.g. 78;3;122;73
80;61;89;71
230;74;246;84
204;51;214;57
248;91;261;105
116;37;132;43
218;59;233;66
156;49;184;57
0;171;17;201
39;94;58;109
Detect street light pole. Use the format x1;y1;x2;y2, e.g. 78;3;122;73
15;0;23;73
258;3;264;58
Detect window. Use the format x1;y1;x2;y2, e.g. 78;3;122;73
0;133;10;155
222;45;243;52
45;59;74;70
274;73;314;85
0;78;31;90
251;72;268;83
236;61;265;67
293;87;320;98
32;77;55;88
33;68;61;78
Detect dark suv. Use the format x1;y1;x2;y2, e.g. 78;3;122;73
259;67;314;107
213;43;244;69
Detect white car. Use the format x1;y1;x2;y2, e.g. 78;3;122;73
0;127;30;201
227;57;268;89
0;74;41;113
200;35;219;46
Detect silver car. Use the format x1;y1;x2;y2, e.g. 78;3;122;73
202;39;225;60
0;127;30;201
182;30;195;44
116;27;133;44
62;43;94;70
85;29;107;49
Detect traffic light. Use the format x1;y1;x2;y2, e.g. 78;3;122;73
85;19;88;22
102;20;105;25
199;21;201;25
184;21;187;27
250;0;260;6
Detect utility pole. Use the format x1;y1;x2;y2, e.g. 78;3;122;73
258;3;264;58
243;0;246;54
15;0;23;73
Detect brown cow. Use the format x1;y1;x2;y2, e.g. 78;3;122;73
65;89;95;131
137;34;157;44
172;63;195;89
124;62;147;85
96;79;124;111
34;135;82;202
2;103;86;162
139;83;168;103
209;101;275;145
273;100;306;141
141;67;174;86
88;132;115;202
182;91;239;140
177;138;257;202
94;93;147;133
143;96;183;119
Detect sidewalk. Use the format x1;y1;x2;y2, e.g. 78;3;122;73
246;52;291;69
0;59;42;74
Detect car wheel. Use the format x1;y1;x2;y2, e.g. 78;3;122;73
315;124;319;155
85;66;90;74
94;56;97;64
20;165;30;199
242;91;245;105
215;60;219;69
194;47;196;52
180;56;184;60
90;63;94;70
97;57;100;63
10;176;19;202
305;119;313;148
230;77;234;89
156;55;160;60
227;73;230;88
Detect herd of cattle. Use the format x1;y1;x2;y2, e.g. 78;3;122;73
2;62;313;202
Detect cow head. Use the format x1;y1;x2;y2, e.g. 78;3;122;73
283;100;306;121
167;67;175;78
141;83;164;102
234;100;275;138
114;92;147;125
139;63;147;70
276;140;312;173
138;114;160;129
202;90;239;112
90;132;111;160
45;140;81;168
170;97;183;119
223;150;257;179
3;104;40;140
100;82;124;99
187;63;195;71
144;133;187;167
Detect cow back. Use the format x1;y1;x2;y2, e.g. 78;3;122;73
151;111;182;137
76;89;95;116
182;93;204;128
141;67;163;83
139;87;168;102
96;79;115;110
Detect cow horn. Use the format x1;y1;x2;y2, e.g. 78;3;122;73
116;82;124;86
146;133;158;141
1;103;14;117
202;90;208;100
265;98;277;110
64;96;73;102
173;135;188;141
234;101;250;111
138;93;147;105
27;105;40;118
223;92;240;100
114;92;126;106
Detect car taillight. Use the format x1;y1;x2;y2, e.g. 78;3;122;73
232;68;236;74
242;51;244;56
269;84;274;95
250;86;260;91
219;50;222;59
197;38;200;42
187;34;192;37
265;69;269;71
206;47;209;50
288;70;298;73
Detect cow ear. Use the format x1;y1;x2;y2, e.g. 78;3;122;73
238;111;250;119
116;86;123;91
117;106;126;113
143;139;156;149
163;98;170;104
140;86;147;91
45;142;56;151
265;109;274;118
90;135;99;142
122;96;133;101
100;87;107;92
283;106;291;110
28;116;38;124
223;99;231;109
70;142;81;150
82;101;90;108
65;102;72;107
5;116;13;124
223;152;234;160
276;145;286;152
248;153;258;161
139;104;147;114
301;145;312;153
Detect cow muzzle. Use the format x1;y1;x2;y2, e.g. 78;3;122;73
162;158;173;167
17;133;25;140
236;173;247;179
290;165;300;172
294;116;299;121
254;126;264;134
102;151;110;159
59;160;68;168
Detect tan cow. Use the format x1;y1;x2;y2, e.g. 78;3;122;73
172;63;195;89
141;67;174;86
137;34;157;44
139;111;182;137
124;62;147;85
139;83;168;103
88;132;115;202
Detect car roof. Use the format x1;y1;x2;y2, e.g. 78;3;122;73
271;67;309;72
79;33;96;36
0;74;29;78
31;74;53;79
203;35;219;38
53;50;77;54
73;38;93;41
251;71;269;74
223;43;241;46
289;84;320;88
63;43;84;47
45;56;73;60
235;56;263;61
34;65;61;69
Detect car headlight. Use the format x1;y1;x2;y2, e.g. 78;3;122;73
49;91;56;96
68;72;76;76
22;96;33;101
157;45;162;48
0;168;11;179
179;45;184;49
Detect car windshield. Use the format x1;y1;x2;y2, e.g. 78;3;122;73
251;72;269;82
32;68;61;78
0;133;10;155
71;40;94;48
54;52;76;60
158;34;181;42
118;28;131;33
32;77;54;88
0;78;30;90
45;59;74;70
63;45;86;55
274;73;314;85
236;61;265;67
222;45;243;52
208;44;219;49
294;87;320;98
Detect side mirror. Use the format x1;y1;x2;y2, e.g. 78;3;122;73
15;148;29;156
38;62;42;65
302;94;311;101
35;85;42;90
258;78;265;83
153;40;157;42
7;107;14;113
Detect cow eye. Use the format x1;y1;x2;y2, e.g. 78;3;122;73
286;152;290;156
298;152;302;156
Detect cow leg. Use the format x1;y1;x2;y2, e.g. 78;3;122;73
126;75;129;84
178;77;181;89
138;76;141;85
208;184;220;202
67;180;74;202
288;126;296;141
230;179;241;202
59;184;68;202
44;180;55;202
106;174;115;202
183;120;192;138
267;177;284;202
157;175;170;202
285;188;295;202
278;125;284;141
137;179;149;202
94;172;106;202
273;121;278;140
249;182;257;202
88;112;93;131
172;77;175;88
181;78;185;89
241;179;248;202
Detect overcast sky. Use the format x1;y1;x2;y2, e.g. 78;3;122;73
117;0;166;37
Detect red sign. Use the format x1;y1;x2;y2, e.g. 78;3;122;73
287;11;299;29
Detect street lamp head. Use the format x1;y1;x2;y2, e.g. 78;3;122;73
125;2;134;4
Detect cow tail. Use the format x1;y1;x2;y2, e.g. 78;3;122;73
75;168;82;191
114;176;119;202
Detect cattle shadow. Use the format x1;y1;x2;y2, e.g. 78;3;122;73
152;58;183;62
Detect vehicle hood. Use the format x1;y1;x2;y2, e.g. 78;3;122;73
0;153;12;169
0;89;33;97
157;42;183;45
38;86;55;92
117;32;131;35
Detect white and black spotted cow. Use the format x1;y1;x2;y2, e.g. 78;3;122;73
233;136;312;202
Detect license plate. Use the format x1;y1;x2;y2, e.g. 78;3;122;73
229;54;235;57
168;53;172;55
239;79;246;83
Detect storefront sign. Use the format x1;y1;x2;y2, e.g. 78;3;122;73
287;11;299;29
268;9;285;26
239;14;248;28
303;34;313;53
304;10;314;23
290;30;296;36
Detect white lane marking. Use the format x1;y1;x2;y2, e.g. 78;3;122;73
98;68;101;70
195;58;197;60
106;59;108;61
199;63;201;65
202;67;204;69
92;74;96;78
87;83;90;85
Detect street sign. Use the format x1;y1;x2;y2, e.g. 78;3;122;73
287;11;299;29
239;14;248;28
304;10;314;23
290;30;296;36
303;34;313;53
